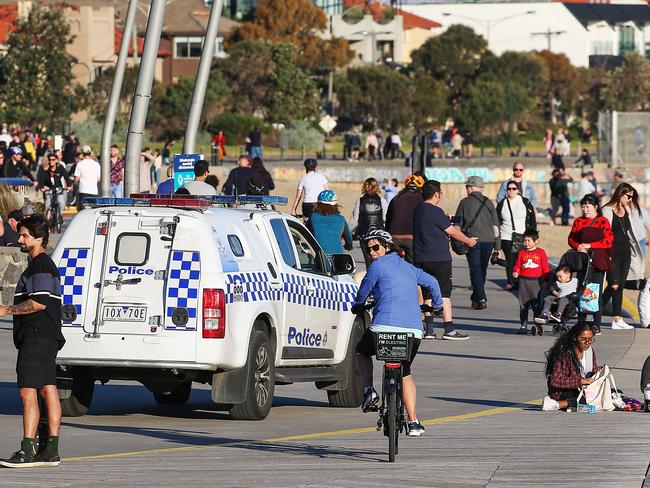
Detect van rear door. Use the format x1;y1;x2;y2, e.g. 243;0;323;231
83;211;174;337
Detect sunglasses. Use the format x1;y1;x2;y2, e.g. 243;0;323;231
577;337;594;344
366;244;382;253
507;187;518;191
513;168;524;172
623;193;634;198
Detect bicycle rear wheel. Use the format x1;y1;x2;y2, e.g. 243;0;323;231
387;390;397;462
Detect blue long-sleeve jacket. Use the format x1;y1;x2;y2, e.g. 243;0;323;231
353;252;443;330
496;179;538;207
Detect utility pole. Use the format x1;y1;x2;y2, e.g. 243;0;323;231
183;0;224;154
531;27;566;51
132;22;138;64
100;0;138;196
124;0;166;196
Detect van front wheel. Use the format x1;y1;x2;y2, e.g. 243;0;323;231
229;331;275;420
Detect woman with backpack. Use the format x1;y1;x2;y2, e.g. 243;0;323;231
349;178;387;267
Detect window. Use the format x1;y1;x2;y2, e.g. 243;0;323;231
590;41;613;56
270;219;296;268
115;233;150;266
287;222;327;275
174;36;203;58
618;26;635;55
227;234;244;257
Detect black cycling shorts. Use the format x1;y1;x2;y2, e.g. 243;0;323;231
16;338;59;389
415;260;452;298
356;328;421;377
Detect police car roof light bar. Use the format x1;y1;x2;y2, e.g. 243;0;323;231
85;194;287;209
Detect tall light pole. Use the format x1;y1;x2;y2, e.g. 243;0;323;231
442;10;535;45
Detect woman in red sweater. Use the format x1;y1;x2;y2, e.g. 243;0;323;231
568;194;614;335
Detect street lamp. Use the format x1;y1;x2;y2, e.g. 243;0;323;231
442;10;535;45
351;30;393;64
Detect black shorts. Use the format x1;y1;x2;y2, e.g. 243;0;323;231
415;260;452;298
16;338;59;389
302;202;316;220
356;328;421;377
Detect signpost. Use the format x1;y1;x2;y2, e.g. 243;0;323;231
173;154;201;191
319;115;337;136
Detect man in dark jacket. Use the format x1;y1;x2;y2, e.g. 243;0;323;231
4;147;36;184
455;176;500;310
222;155;264;196
385;175;424;263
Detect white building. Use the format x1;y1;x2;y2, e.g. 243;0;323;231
399;2;650;67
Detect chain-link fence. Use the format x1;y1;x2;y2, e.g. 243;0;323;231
598;111;650;168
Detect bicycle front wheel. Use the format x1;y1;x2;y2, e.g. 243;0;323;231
387;390;397;462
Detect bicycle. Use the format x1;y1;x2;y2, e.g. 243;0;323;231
374;330;412;462
44;187;65;233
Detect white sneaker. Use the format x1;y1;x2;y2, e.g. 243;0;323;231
542;396;560;411
612;319;634;330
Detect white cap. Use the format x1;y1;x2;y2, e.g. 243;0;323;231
82;145;92;154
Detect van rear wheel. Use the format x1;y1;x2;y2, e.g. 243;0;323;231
229;330;275;420
59;373;94;417
153;380;192;405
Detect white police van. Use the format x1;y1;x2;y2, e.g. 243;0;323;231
53;194;363;420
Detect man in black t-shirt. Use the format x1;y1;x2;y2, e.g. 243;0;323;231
413;180;476;341
0;215;64;468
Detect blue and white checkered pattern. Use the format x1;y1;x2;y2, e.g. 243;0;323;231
58;248;89;327
165;250;200;330
225;272;281;303
224;271;356;312
282;273;357;312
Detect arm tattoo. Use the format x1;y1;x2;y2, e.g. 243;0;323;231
4;299;44;315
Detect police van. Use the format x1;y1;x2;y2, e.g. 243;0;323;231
53;194;364;420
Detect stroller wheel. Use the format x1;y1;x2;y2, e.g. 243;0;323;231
537;325;544;336
558;325;569;335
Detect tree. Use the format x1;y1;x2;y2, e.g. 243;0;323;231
410;25;489;108
230;0;353;72
88;66;143;124
601;53;650;112
147;72;230;140
217;41;319;123
410;74;448;128
479;51;548;101
336;66;412;129
575;67;607;128
535;50;580;124
456;79;530;138
0;1;84;128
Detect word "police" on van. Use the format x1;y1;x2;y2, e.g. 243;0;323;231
108;266;154;275
287;326;323;347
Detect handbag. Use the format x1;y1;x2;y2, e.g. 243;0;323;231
577;364;616;412
506;199;525;254
451;195;487;256
579;282;600;313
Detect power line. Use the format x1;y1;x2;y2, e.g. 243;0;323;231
531;28;566;51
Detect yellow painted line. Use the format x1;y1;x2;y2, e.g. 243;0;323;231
63;399;542;462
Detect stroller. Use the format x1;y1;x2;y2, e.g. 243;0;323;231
531;249;595;336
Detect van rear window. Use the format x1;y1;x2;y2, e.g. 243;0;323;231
115;233;150;266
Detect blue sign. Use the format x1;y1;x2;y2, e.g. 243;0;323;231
173;154;201;191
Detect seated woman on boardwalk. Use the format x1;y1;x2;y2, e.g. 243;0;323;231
542;323;597;411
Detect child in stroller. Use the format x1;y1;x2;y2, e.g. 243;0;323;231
533;250;594;335
534;265;578;333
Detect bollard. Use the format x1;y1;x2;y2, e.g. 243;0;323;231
301;144;305;160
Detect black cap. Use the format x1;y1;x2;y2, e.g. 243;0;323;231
304;158;318;170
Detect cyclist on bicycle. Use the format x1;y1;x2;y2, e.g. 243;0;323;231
352;229;443;436
38;153;71;223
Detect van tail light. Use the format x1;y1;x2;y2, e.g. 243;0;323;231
203;289;225;339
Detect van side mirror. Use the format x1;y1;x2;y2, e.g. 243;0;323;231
330;254;355;275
